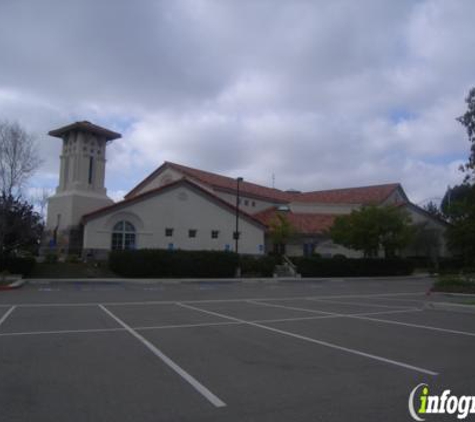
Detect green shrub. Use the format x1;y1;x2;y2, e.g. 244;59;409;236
65;254;80;264
44;253;58;264
0;257;36;276
437;257;468;274
109;249;239;278
240;255;279;277
432;274;475;293
290;257;414;277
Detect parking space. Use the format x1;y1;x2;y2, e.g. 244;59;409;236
0;305;120;334
1;277;474;421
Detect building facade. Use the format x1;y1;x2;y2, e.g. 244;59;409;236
45;121;449;259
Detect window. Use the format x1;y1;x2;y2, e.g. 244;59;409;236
233;231;240;240
188;229;197;238
252;201;256;207
244;199;249;206
165;228;174;237
303;243;315;257
111;221;136;250
211;230;219;239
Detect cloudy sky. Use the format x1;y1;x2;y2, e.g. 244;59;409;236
1;0;474;204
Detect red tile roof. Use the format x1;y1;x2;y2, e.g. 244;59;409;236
83;178;266;229
125;162;292;202
293;183;402;204
125;161;405;206
254;207;337;235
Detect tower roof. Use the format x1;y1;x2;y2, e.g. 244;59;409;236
48;121;121;140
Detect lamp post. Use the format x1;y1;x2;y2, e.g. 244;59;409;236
235;177;243;277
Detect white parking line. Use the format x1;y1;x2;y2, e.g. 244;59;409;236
250;300;475;338
349;315;475;338
248;299;420;317
99;304;226;408
0;291;427;308
0;309;421;337
307;297;415;310
0;306;16;328
177;302;438;376
0;327;126;337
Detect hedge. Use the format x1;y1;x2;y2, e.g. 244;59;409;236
290;257;414;277
432;275;475;294
0;257;36;276
407;257;467;273
240;255;279;277
109;249;239;278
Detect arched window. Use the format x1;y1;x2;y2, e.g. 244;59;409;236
111;221;136;250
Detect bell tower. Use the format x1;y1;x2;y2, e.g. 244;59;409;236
45;121;121;254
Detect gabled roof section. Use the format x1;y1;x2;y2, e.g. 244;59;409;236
125;161;292;202
399;202;450;227
83;178;266;229
254;207;336;235
293;183;404;205
49;121;121;141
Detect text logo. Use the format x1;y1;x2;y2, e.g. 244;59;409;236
409;384;475;420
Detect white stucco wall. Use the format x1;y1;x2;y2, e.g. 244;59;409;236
289;202;359;214
83;184;265;255
131;167;186;196
402;205;449;257
47;192;113;230
382;189;406;205
213;191;278;214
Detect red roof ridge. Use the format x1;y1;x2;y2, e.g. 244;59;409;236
166;161;291;201
253;207;339;234
298;182;401;195
125;161;406;205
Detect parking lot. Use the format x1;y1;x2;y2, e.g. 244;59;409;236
1;277;474;421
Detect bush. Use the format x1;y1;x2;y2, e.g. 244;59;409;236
109;249;239;278
437;257;468;274
290;257;414;277
65;254;81;264
240;255;279;277
0;257;36;276
432;274;475;293
44;253;58;264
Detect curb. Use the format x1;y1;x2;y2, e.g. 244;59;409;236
0;278;26;291
25;274;431;286
26;277;282;285
425;302;475;314
430;291;475;299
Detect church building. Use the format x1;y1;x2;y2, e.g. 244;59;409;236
45;121;449;259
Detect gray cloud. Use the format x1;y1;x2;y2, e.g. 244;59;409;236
0;0;474;203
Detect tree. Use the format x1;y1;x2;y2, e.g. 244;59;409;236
423;201;444;220
0;120;42;196
0;193;44;259
441;184;472;222
330;205;413;258
444;184;475;264
269;212;295;256
410;222;441;261
457;87;475;182
30;187;52;222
